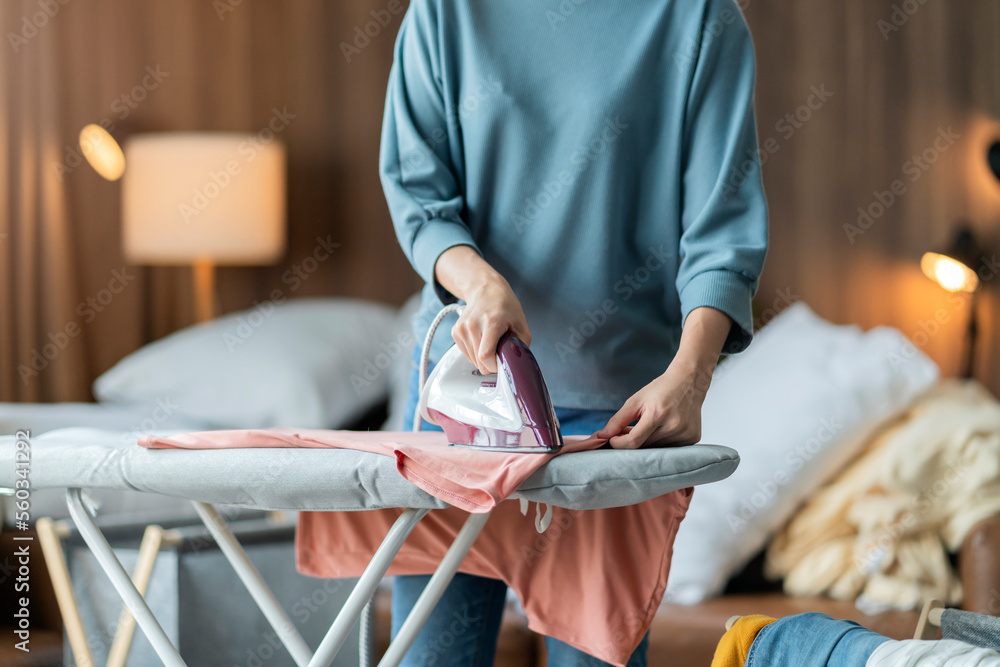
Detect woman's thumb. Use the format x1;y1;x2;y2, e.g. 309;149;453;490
594;401;637;439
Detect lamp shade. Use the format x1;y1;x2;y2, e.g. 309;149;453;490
920;225;981;293
122;133;286;265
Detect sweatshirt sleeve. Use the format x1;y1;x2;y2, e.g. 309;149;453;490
379;1;478;302
675;0;769;354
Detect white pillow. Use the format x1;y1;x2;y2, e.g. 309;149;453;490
94;298;399;429
666;302;939;604
381;292;422;431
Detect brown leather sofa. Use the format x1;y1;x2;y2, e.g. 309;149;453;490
375;515;1000;666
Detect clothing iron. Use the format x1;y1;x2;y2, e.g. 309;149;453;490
415;306;563;453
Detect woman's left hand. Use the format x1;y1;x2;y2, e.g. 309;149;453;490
593;306;733;449
593;359;711;449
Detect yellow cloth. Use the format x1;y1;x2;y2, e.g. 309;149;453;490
766;380;1000;612
711;615;776;667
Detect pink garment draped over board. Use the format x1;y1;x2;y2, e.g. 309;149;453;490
139;429;692;666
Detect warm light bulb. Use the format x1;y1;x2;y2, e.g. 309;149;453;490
920;252;979;293
79;124;126;181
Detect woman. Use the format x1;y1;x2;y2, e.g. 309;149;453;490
379;0;768;664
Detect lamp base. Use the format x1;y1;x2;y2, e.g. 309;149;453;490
962;290;979;379
192;260;217;323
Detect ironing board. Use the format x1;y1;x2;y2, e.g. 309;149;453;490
0;427;739;667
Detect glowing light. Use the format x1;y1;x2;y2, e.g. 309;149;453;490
79;124;126;181
921;252;979;293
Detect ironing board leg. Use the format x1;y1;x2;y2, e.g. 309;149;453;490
65;488;186;667
192;501;314;667
377;511;492;667
307;508;430;667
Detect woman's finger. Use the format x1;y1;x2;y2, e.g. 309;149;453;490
510;320;532;346
644;411;700;448
477;326;502;374
608;410;658;449
594;399;639;439
462;318;494;374
451;321;477;370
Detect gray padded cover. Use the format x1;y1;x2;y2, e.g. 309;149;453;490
0;428;738;511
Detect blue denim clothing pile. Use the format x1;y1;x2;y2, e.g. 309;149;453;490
745;613;890;667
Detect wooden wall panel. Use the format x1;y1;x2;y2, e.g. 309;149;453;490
744;0;1000;394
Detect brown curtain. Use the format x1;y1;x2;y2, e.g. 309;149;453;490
1;0;89;401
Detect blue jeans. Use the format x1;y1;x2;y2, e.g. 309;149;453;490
393;350;648;666
746;613;890;667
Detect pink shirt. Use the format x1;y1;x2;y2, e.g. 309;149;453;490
140;429;691;665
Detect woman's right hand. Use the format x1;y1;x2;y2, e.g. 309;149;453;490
433;245;530;375
452;277;531;375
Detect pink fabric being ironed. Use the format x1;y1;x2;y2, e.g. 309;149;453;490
139;429;693;666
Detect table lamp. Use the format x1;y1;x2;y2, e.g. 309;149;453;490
121;133;286;322
921;225;983;378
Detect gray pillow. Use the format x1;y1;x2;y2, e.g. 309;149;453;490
94;298;399;429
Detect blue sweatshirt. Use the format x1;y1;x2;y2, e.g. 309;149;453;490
380;0;768;410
